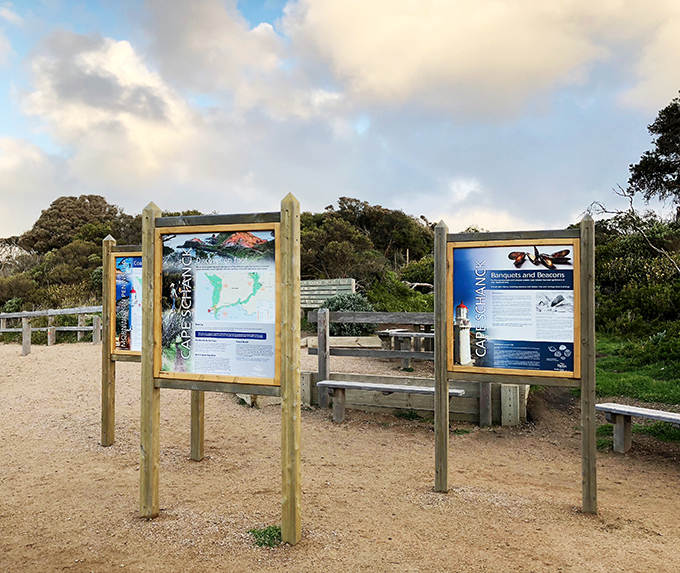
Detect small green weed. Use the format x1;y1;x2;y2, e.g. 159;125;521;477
451;428;471;436
596;437;613;452
248;525;281;548
401;367;414;372
633;421;680;442
596;424;613;437
395;409;420;420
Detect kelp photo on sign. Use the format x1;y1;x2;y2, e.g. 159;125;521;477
160;229;277;378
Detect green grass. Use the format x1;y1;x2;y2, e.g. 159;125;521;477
596;334;680;404
248;525;281;547
596;423;613;436
451;428;471;436
596;437;612;452
633;421;680;442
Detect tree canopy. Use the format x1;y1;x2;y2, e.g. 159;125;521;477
628;92;680;203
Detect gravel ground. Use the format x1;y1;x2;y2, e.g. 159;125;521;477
1;342;680;573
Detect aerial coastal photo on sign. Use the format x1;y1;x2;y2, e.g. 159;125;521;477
452;244;575;373
160;230;276;378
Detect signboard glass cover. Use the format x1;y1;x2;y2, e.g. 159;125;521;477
115;255;142;352
159;229;277;379
451;242;577;374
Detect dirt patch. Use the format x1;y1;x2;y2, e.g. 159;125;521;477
1;343;679;572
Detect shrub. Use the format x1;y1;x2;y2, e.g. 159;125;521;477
399;255;434;285
322;293;375;336
367;272;434;312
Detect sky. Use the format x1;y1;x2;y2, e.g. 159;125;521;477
1;0;680;239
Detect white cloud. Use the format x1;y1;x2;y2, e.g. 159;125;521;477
282;0;680;115
620;6;680;110
0;138;58;237
0;6;22;26
23;31;199;187
0;30;10;66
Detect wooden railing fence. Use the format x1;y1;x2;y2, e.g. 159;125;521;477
0;306;103;355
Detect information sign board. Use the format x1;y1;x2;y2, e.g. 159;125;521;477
112;254;142;353
447;238;580;378
154;224;280;385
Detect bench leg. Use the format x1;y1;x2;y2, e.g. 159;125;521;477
613;414;632;453
332;388;346;422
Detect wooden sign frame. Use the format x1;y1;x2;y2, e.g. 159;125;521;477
446;236;581;381
434;219;597;514
101;239;142;448
139;195;302;545
152;222;281;387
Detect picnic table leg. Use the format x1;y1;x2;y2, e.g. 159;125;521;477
332;388;346;422
612;414;632;453
397;336;411;369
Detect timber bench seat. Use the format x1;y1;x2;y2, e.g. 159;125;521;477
316;379;465;422
596;403;680;453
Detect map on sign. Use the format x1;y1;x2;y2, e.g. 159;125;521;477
159;228;277;379
196;269;275;322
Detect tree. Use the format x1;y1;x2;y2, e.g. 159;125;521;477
301;216;389;286
18;195;122;253
628;92;680;203
331;197;434;263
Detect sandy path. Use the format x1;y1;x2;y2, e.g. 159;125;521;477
1;343;679;573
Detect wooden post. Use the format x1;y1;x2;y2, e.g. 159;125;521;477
101;235;116;447
77;314;85;341
92;315;101;344
612;414;632;453
434;221;449;493
190;390;205;461
501;384;520;426
479;383;492;426
280;193;302;545
332;388;346;422
317;308;330;409
140;202;161;519
47;315;56;346
21;317;31;356
580;215;597;514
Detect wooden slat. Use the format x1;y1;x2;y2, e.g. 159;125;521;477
156;212;281;227
155;378;281;396
280;193;301;545
317;380;464;396
447;228;580;243
111;354;142;363
111;244;142;252
140;202;161;519
101;235;116;447
0;306;102;320
434;221;449;493
447;370;581;388
596;403;680;424
580;215;597;515
308;347;434;360
307;311;434;324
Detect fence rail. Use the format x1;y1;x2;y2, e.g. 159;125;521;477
0;305;103;355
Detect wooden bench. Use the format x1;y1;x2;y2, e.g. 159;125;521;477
596;403;680;453
317;379;465;422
